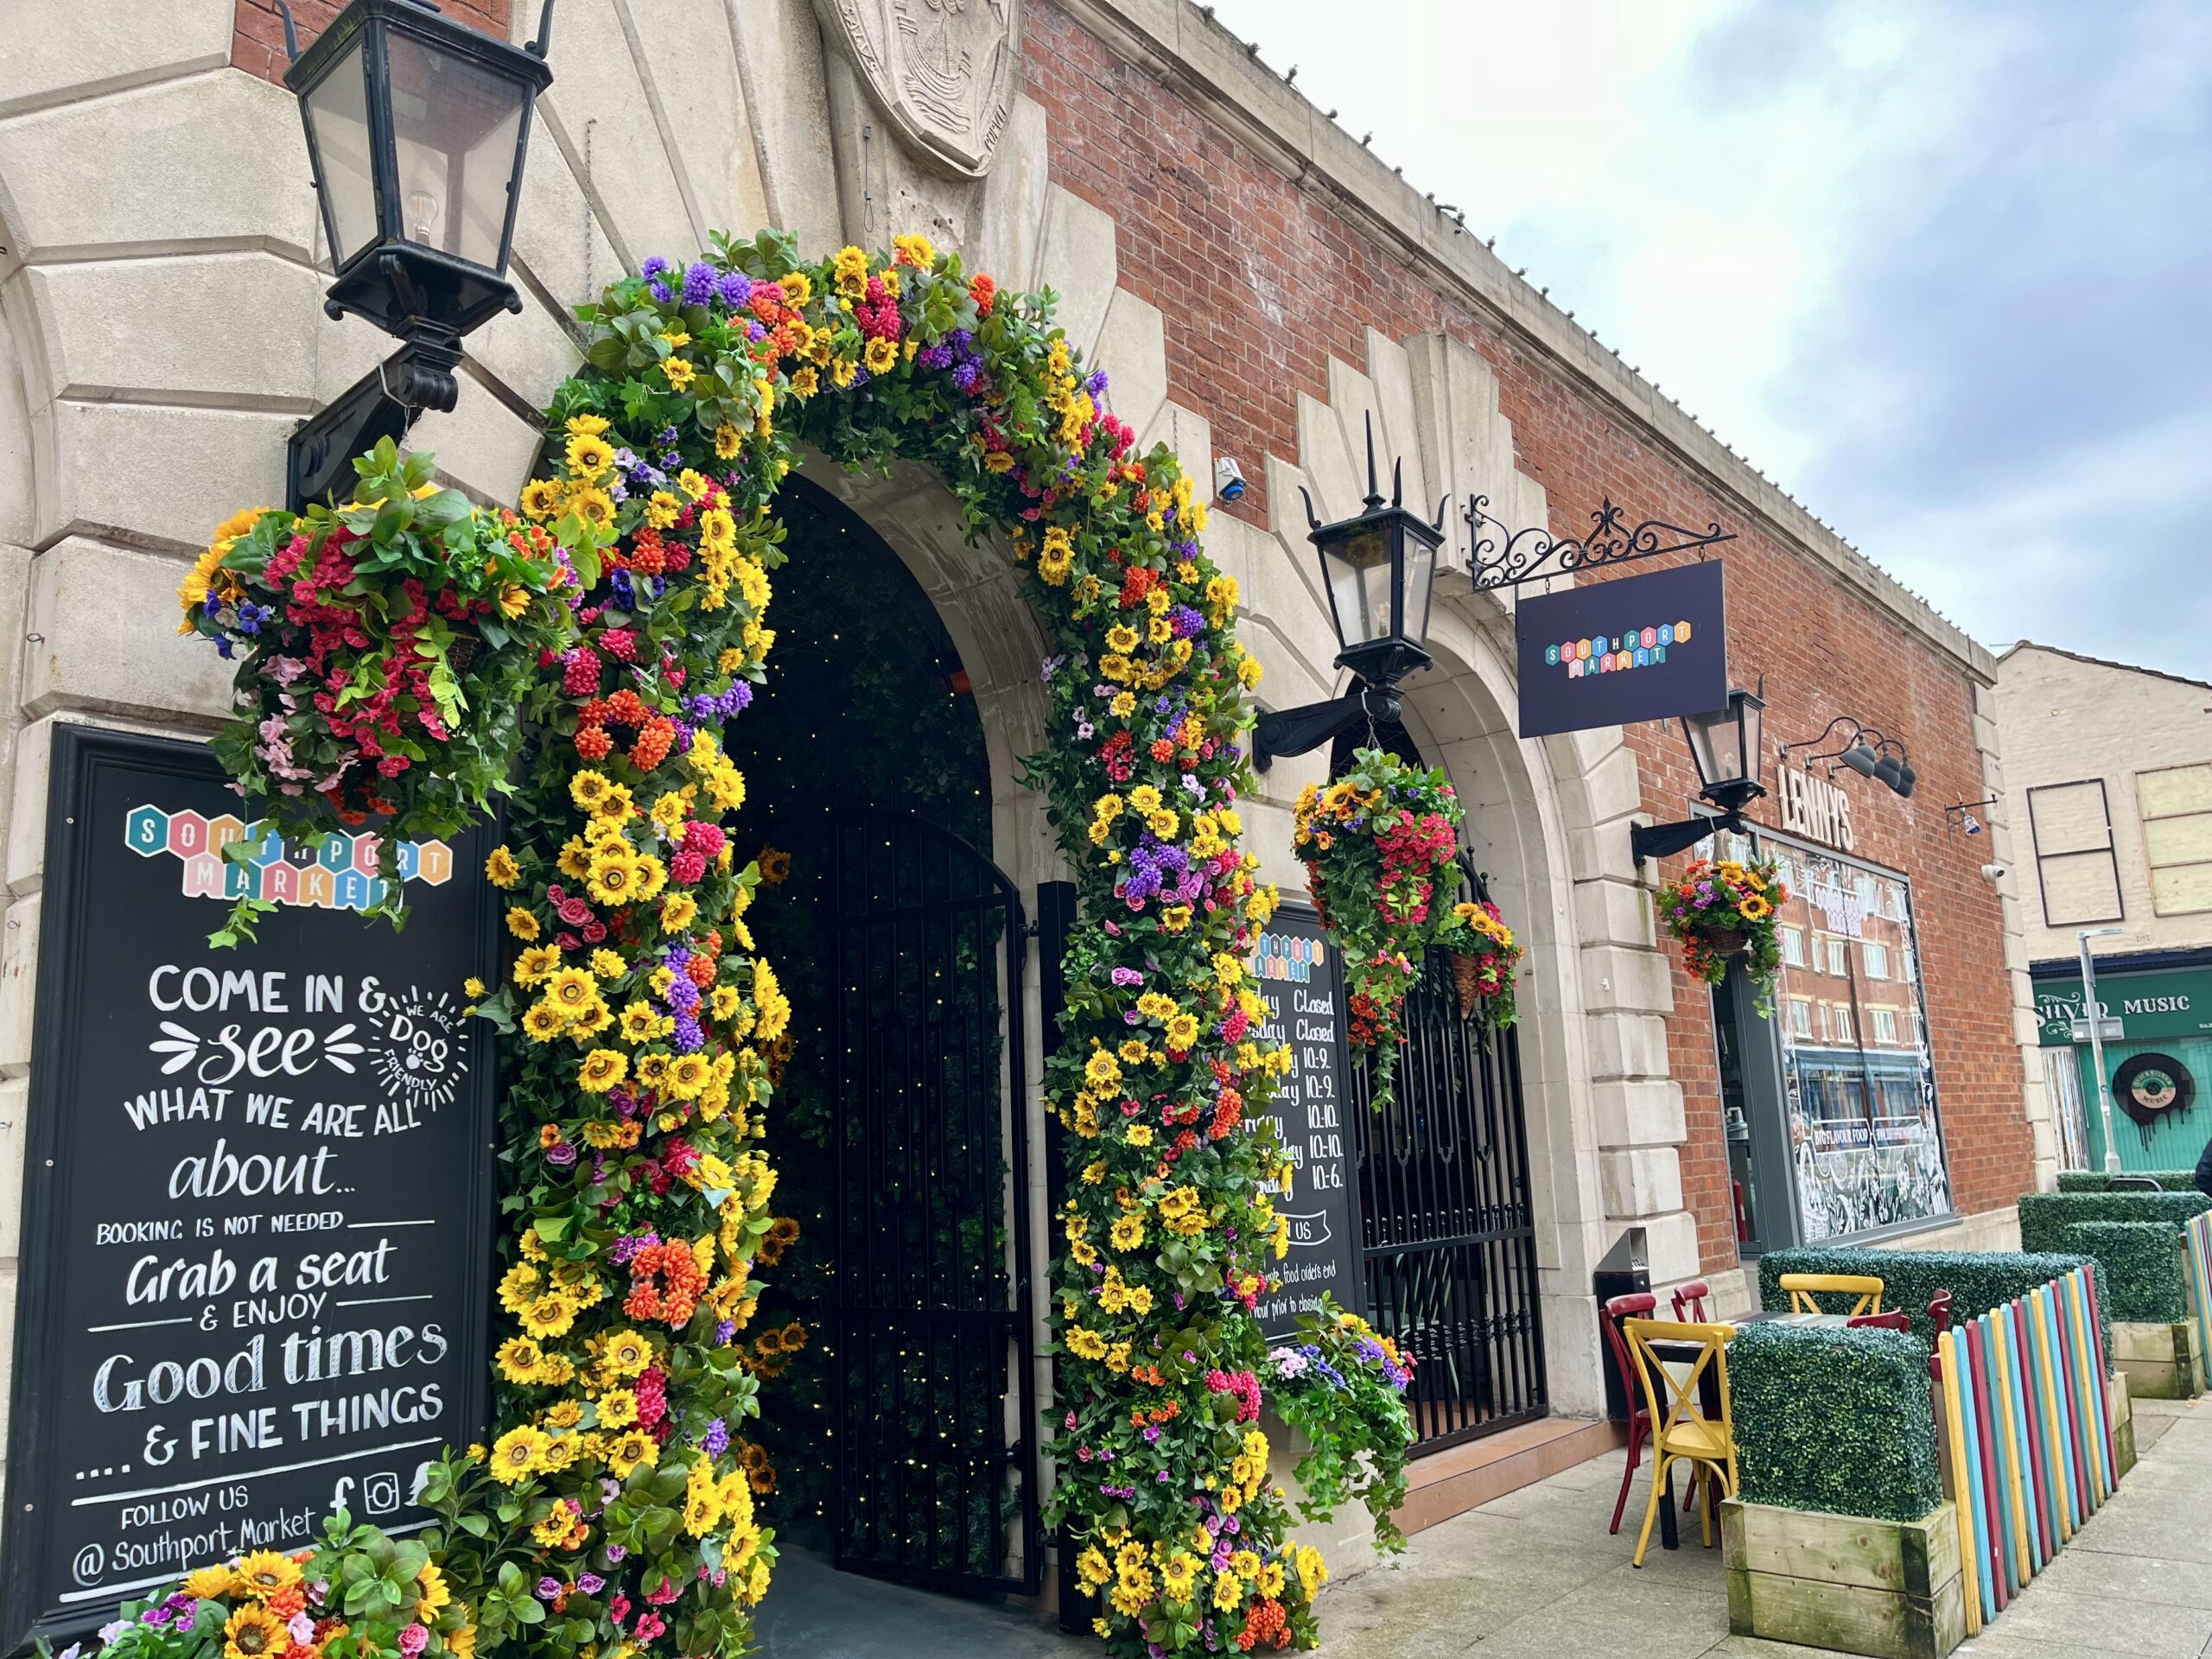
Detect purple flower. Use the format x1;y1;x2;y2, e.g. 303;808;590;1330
718;270;750;307
682;261;717;304
606;1542;628;1563
715;1318;736;1344
544;1141;578;1168
579;1573;607;1596
701;1417;731;1456
952;360;981;392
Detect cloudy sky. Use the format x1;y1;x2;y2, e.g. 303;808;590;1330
1205;0;2212;677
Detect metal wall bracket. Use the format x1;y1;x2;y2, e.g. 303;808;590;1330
1252;683;1403;772
287;330;464;512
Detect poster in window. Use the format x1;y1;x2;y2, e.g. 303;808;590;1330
1739;836;1954;1242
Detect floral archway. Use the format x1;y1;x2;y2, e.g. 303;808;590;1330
149;229;1422;1659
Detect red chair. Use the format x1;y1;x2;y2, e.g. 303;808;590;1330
1928;1290;1955;1331
1603;1292;1660;1534
1847;1310;1910;1332
1671;1280;1712;1322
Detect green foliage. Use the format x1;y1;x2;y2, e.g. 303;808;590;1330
2018;1190;2212;1252
1728;1322;1944;1522
2062;1221;2190;1322
1758;1245;2099;1350
2056;1170;2200;1193
1263;1297;1417;1550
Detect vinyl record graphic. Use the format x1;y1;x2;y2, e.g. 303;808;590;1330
2112;1052;2196;1130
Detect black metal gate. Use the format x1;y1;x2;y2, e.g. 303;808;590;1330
1350;864;1548;1452
829;809;1042;1592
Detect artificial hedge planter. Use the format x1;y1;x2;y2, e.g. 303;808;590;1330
2056;1170;2199;1194
1757;1248;2100;1351
2063;1222;2190;1322
1730;1323;1943;1522
2017;1190;2212;1250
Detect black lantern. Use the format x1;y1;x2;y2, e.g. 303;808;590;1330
1632;684;1768;867
277;0;555;510
1681;687;1766;816
1252;414;1446;770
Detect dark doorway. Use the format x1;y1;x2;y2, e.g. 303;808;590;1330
728;478;1040;1599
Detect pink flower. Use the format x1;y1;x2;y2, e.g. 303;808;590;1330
398;1624;429;1657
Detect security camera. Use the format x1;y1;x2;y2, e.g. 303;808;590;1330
1980;862;2007;883
1214;456;1248;501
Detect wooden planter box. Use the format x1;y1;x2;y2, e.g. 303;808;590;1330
2112;1319;2206;1400
2111;1369;2139;1477
1723;1498;1964;1659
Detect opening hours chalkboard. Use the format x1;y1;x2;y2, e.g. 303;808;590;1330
3;728;499;1655
1249;906;1363;1339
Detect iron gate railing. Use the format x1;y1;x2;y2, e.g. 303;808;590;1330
829;810;1042;1593
1350;867;1548;1452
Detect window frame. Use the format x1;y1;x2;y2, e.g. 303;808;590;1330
2026;777;2125;927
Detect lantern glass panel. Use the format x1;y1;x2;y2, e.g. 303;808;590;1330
1321;524;1395;649
302;35;378;270
386;32;530;270
1402;532;1435;649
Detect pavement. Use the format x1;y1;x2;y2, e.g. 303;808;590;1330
1309;1394;2212;1659
753;1394;2212;1657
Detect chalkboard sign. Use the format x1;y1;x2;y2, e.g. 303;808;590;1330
1250;906;1363;1338
3;728;499;1654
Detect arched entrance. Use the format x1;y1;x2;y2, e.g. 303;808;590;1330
723;479;1043;1605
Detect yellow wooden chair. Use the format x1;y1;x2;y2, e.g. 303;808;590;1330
1777;1271;1885;1316
1623;1317;1739;1567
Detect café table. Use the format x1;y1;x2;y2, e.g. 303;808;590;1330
1647;1311;1855;1550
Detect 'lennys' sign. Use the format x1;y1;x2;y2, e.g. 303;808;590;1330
1776;766;1855;854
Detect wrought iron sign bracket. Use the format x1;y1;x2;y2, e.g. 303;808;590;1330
1630;806;1738;868
1463;495;1735;593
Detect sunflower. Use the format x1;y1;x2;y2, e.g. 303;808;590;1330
565;411;611;437
505;906;542;942
601;1325;652;1376
564;431;616;480
223;1605;289;1659
415;1561;452;1618
182;1565;239;1600
569;769;614;810
862;335;898;375
1739;894;1772;922
604;1428;658;1477
520;1003;565;1043
495;1335;546;1382
662;357;697;391
519;477;563;520
634;1052;672;1089
568;487;616;533
578;1048;628;1093
756;845;792;886
664;1052;712;1100
594;782;637;821
661;893;698;931
231;1551;301;1599
544;969;597;1017
512;944;562;987
489;1424;552;1485
519;1292;579;1340
619;1001;665;1043
714;421;742;460
585;849;642;907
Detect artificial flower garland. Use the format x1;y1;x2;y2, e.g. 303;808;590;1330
1656;855;1789;1010
1265;1298;1416;1551
130;228;1410;1659
1292;747;1520;1107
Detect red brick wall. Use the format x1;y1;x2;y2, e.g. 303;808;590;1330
232;0;514;85
1026;2;2036;1271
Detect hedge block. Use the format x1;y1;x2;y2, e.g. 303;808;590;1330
2056;1170;2198;1193
1724;1497;1963;1659
2017;1191;2212;1254
2063;1221;2189;1323
1731;1323;1943;1522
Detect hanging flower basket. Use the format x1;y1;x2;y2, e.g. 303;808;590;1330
1656;855;1789;1011
179;438;591;933
1295;748;1524;1103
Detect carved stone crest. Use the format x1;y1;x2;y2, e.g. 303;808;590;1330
814;0;1020;178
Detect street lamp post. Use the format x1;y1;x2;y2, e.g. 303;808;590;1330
2077;925;2127;1173
276;0;556;511
1251;414;1446;770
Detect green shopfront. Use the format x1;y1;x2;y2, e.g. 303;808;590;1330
2032;953;2212;1173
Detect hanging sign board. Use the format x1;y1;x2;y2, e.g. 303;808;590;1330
2;728;499;1656
1249;906;1363;1338
1515;560;1728;738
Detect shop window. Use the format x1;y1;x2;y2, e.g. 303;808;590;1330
2028;779;2123;925
2137;762;2212;916
1762;839;1954;1243
1780;925;1807;968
